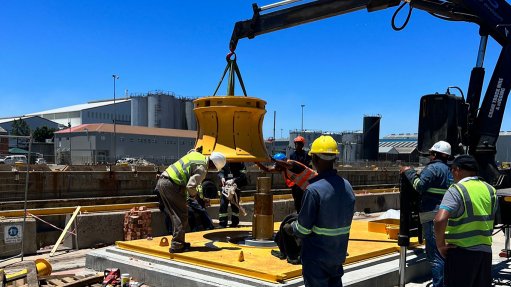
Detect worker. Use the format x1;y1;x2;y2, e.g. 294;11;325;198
285;135;355;287
218;162;247;228
434;155;497;287
255;153;317;203
400;140;453;287
155;150;226;253
187;184;215;231
289;136;312;211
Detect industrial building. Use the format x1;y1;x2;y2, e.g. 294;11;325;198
27;92;196;130
53;123;197;165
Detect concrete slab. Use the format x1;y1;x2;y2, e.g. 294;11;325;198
86;220;429;286
86;246;428;287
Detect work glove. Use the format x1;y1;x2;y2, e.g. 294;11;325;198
283;223;294;236
226;179;235;185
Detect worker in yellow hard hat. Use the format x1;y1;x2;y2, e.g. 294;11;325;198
284;135;355;287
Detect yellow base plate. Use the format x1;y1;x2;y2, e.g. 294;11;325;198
116;221;419;283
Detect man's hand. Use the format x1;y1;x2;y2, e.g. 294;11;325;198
437;244;454;258
399;166;412;174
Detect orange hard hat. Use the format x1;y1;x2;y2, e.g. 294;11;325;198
294;136;305;143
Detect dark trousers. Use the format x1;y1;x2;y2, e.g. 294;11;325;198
156;177;188;250
444;248;492;287
302;259;344;287
291;185;304;212
219;189;240;227
188;198;214;231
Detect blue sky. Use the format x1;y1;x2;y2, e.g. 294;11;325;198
0;1;508;139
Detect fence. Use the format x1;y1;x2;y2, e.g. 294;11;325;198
0;134;32;263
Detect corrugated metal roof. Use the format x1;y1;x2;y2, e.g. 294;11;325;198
379;146;398;154
54;123;197;138
395;147;417;154
27;99;130;115
0;115;56;124
379;141;417;148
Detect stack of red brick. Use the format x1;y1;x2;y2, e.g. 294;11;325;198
123;206;152;241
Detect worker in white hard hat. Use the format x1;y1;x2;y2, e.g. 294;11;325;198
155;149;226;253
400;140;453;287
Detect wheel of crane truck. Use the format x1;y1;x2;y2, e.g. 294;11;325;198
193;96;270;162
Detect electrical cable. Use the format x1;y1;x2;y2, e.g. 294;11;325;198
392;2;413;31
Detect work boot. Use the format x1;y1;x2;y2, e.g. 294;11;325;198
287;257;301;265
271;250;286;260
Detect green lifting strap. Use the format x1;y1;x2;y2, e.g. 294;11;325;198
212;52;248;97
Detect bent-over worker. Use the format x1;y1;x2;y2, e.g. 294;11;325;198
155;150;226;253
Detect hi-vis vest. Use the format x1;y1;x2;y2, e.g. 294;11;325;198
165;152;207;186
284;160;318;190
445;180;497;248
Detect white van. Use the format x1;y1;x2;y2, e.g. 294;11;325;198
4;155;27;164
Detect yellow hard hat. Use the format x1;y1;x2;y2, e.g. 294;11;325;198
309;135;339;155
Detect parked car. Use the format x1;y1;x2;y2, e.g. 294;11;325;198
4;155;27;164
0;157;4;164
35;158;47;164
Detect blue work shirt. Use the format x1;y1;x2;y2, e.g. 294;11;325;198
404;159;452;212
292;169;355;265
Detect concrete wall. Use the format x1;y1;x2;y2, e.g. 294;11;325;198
0;167;400;202
0;218;37;258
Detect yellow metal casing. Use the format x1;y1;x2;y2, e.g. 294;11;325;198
194;96;270;162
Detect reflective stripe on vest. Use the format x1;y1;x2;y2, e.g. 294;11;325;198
295;222;351;237
165;152;207;186
285;161;318;190
445;180;497;247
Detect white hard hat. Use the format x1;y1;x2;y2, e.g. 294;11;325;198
429;141;451;156
209;152;226;171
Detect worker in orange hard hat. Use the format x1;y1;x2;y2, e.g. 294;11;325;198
289;135;312;212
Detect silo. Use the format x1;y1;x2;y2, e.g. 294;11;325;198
147;93;161;128
160;94;173;129
362;115;381;161
130;96;148;127
185;100;197;130
341;132;363;162
172;98;184;129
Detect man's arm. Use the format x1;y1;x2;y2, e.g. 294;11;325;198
434;209;452;258
291;188;319;238
404;166;435;194
186;164;208;197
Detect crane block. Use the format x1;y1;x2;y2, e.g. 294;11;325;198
194;96;270;162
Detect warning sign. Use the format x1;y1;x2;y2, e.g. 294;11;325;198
4;225;22;244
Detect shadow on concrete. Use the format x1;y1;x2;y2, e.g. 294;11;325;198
492;259;511;286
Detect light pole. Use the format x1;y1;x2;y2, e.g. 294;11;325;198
112;74;119;163
301;104;305;132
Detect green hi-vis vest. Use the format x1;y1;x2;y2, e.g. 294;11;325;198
445;179;497;248
165;152;207;186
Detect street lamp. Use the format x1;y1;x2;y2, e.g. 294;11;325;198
112;74;119;163
301;104;305;132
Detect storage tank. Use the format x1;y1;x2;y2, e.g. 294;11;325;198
147;93;161;128
185;100;197;130
341;132;363;162
130;96;148;126
172;97;184;129
363;115;381;161
159;94;173;129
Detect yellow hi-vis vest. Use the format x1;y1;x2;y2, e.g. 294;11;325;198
445;179;497;248
165;152;207;186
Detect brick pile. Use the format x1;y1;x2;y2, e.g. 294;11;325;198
123;206;152;241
